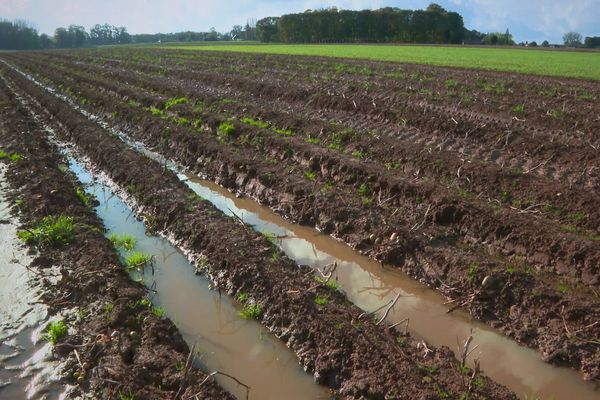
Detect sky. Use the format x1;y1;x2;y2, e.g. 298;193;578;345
0;0;598;44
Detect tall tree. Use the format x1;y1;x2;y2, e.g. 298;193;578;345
563;31;582;47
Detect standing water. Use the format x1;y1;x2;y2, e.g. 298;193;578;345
182;175;600;400
69;159;331;400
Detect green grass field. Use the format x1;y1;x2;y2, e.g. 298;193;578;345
163;43;600;80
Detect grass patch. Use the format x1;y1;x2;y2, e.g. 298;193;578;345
272;127;295;137
109;232;137;251
163;44;600;81
164;97;189;110
124;252;153;270
240;303;262;320
315;294;329;306
241;117;270;129
17;215;75;247
304;170;317;181
75;187;94;208
42;320;68;344
217;121;236;139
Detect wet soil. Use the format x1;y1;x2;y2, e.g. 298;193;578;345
0;62;517;399
0;75;233;399
2;49;597;382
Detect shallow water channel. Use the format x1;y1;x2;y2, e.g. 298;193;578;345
181;175;600;400
70;160;331;400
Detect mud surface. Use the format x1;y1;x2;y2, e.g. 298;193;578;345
0;60;518;399
1;48;596;384
0;73;233;399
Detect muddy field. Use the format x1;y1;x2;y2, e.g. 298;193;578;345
0;48;599;399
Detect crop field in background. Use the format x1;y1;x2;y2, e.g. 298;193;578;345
160;43;600;80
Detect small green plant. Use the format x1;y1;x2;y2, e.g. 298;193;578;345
125;252;153;270
445;79;457;89
272;127;295;137
175;362;185;371
240;117;269;129
547;109;564;119
513;104;525;113
75;187;93;208
118;390;135;400
109;233;137;251
304;171;317;181
358;183;370;196
240;303;262;320
103;303;114;314
556;283;570;293
128;298;151;309
351;149;367;159
217;121;236;138
17;215;75;247
111;111;119;119
315;294;329;306
164;97;189;110
384;162;401;170
499;191;511;203
149;106;164;117
235;291;249;304
152;306;166;318
42;320;68;344
306;135;321;144
506;264;516;274
467;262;479;282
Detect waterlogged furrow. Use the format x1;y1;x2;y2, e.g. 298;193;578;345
0;60;517;399
3;54;600;384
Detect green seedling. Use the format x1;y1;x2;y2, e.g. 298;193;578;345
304;171;317;181
315;294;329;306
240;303;262;320
351;149;367;159
164;97;189;110
17;215;75;247
109;233;137;251
272;127;295;136
358;183;370;196
217;121;236;138
467;262;479;282
75;187;93;208
42;320;68;345
513;104;525;113
152;306;166;318
240;117;269;129
125;252;153;270
306;135;321;144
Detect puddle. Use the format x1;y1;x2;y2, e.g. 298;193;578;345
69;160;331;400
5;60;599;399
182;175;600;400
0;164;65;399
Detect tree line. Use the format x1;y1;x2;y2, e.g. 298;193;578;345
257;4;466;44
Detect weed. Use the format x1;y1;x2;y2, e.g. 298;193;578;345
235;291;249;304
240;303;262;320
416;362;438;375
327;142;342;151
306;135;321;144
109;233;137;251
321;180;334;193
315;294;329;306
103;303;114;314
304;171;317;181
562;224;577;234
152;306;166;318
111;111;119;119
361;197;372;206
543;203;562;216
358;183;370;196
42;320;68;345
577;91;595;101
14;198;24;207
127;99;139;108
445;79;458;89
433;159;444;171
17;215;75;247
513;104;525;113
547;109;564;119
351;149;367;159
217;121;236;138
467;262;479;282
499;191;511;203
149;106;164;117
119;390;135;400
193;118;204;132
384;162;401;170
506;264;516;274
75;187;93;208
241;117;269;129
556;283;570;293
124;252;153;271
272;127;295;137
164;97;189;110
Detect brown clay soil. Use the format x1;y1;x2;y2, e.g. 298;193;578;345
0;59;519;399
0;73;233;399
3;48;597;382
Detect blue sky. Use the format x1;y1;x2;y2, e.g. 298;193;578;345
1;0;598;43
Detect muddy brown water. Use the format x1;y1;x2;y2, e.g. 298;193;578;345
182;174;600;400
69;160;331;400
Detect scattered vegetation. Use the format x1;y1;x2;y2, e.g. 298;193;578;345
164;97;189;110
236;291;262;319
241;117;269;128
315;294;329;306
17;215;75;247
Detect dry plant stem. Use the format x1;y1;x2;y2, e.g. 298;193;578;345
195;371;250;400
174;343;196;400
376;292;403;326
